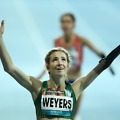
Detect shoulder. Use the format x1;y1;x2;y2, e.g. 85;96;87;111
30;76;42;89
74;34;85;45
75;34;81;39
71;77;85;99
75;34;88;44
74;34;82;41
55;36;62;42
30;76;40;81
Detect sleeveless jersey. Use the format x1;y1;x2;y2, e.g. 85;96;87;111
34;80;76;120
55;34;83;69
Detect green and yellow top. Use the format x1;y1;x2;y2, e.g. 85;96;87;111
34;81;76;120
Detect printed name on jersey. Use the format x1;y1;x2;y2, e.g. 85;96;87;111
41;95;73;111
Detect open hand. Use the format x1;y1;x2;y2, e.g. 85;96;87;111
0;20;4;35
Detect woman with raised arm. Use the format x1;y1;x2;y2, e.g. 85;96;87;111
37;13;115;119
0;20;120;120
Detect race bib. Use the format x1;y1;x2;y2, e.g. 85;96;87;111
41;95;73;116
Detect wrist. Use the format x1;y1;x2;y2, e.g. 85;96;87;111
99;52;105;58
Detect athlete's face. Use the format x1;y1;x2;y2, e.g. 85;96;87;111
47;51;69;77
61;16;75;35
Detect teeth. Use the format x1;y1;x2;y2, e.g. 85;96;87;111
56;66;64;70
56;68;63;70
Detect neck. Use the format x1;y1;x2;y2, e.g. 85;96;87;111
64;33;74;43
50;75;67;89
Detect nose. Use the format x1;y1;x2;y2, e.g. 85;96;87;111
58;59;62;65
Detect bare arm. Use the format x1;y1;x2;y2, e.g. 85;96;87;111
81;36;115;75
73;45;120;97
80;60;105;90
81;36;105;57
0;20;41;92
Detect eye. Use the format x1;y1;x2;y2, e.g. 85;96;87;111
52;58;58;62
62;58;66;61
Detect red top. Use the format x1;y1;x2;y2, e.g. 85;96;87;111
55;34;83;69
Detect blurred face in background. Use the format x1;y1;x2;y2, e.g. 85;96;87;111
61;15;75;35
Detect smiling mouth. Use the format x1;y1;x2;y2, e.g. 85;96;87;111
55;66;65;70
56;68;64;70
55;64;65;71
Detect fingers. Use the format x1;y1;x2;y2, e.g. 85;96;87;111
0;20;4;35
1;20;4;27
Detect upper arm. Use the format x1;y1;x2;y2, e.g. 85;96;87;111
81;36;95;48
81;60;105;90
72;70;98;99
72;60;105;96
72;71;98;98
8;65;41;92
81;36;103;55
80;70;98;91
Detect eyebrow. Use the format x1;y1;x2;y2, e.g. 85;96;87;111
61;57;66;59
52;56;66;59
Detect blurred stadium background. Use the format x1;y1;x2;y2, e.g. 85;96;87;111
0;0;120;120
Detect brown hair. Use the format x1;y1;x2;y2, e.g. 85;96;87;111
45;47;71;65
60;13;76;23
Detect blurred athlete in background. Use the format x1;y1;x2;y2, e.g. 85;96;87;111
37;13;115;119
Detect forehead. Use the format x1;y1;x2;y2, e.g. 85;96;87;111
50;51;67;59
62;15;73;21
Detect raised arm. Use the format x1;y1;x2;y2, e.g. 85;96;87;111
0;20;41;92
73;45;120;98
81;36;115;75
